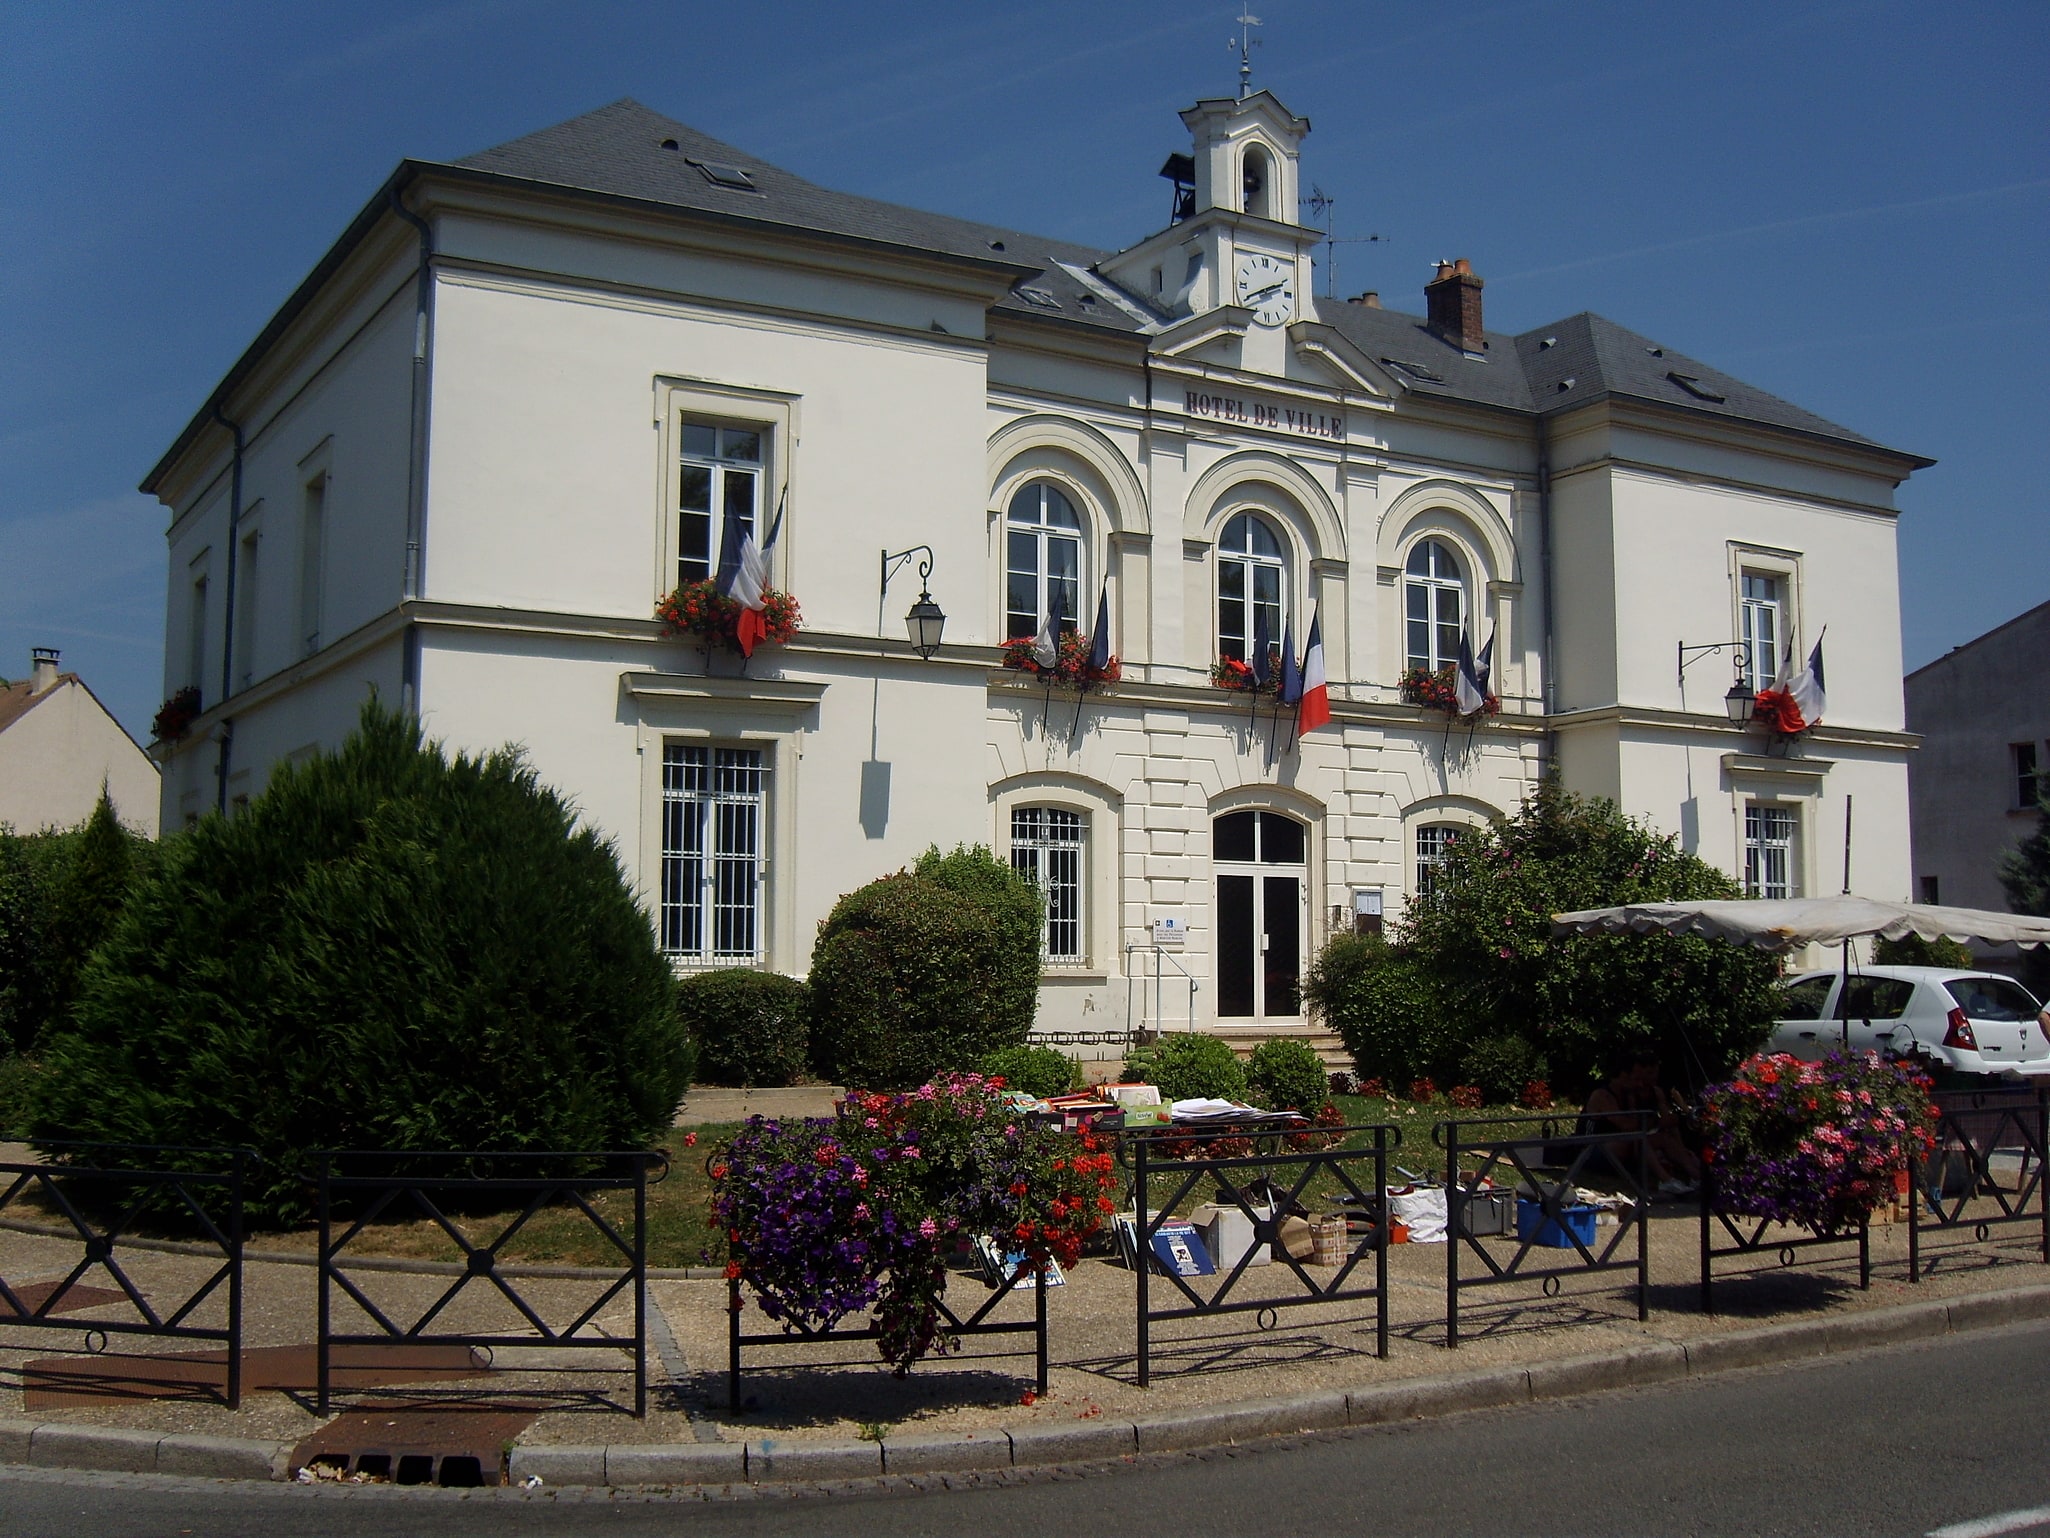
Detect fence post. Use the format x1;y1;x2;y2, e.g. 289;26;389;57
316;1153;332;1418
1035;1259;1049;1396
2039;1089;2048;1265
1135;1133;1151;1389
1376;1126;1390;1361
1698;1168;1714;1316
1908;1138;1923;1284
727;1276;742;1414
1444;1120;1461;1350
634;1155;648;1419
226;1152;244;1411
1636;1128;1649;1321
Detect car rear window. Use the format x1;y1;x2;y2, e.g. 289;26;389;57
1945;978;2044;1023
1777;976;1833;1021
1843;977;1914;1020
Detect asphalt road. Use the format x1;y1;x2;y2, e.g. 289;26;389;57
5;1320;2050;1537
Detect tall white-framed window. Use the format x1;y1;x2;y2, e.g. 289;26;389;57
660;744;766;962
298;474;326;658
1415;822;1462;898
1005;482;1085;641
186;568;209;696
1218;512;1286;661
1010;806;1086;964
1404;539;1465;673
676;420;763;589
1740;572;1783;692
1744;803;1799;899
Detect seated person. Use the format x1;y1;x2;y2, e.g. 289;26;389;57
1580;1051;1702;1196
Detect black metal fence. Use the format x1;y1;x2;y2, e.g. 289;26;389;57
1123;1121;1395;1386
313;1150;661;1417
1697;1166;1869;1313
1437;1112;1652;1348
1909;1085;2050;1283
726;1257;1051;1412
0;1143;248;1407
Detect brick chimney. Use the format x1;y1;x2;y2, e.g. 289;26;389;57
1425;258;1485;353
29;647;60;695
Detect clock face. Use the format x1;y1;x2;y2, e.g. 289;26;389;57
1235;252;1295;327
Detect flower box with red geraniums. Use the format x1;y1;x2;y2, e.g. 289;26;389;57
707;1073;1117;1375
1209;653;1281;695
150;686;203;743
1398;666;1498;716
656;579;801;654
1699;1051;1936;1234
999;631;1119;691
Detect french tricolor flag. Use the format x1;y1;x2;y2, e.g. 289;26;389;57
1296;608;1330;733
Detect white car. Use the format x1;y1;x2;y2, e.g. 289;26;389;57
1767;965;2050;1079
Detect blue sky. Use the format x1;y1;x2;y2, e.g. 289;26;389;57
4;0;2045;741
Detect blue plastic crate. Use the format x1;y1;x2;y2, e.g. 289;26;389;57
1515;1196;1597;1248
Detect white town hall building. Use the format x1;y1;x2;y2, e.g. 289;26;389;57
142;87;1929;1054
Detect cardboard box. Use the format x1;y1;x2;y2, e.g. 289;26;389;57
1193;1203;1270;1267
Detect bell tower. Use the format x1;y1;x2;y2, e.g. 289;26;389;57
1100;89;1317;334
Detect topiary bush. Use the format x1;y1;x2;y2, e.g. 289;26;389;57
808;865;1037;1091
28;702;693;1221
1460;1034;1549;1106
979;1043;1079;1098
914;844;1044;1040
1304;933;1454;1087
677;969;809;1087
1122;1033;1247;1102
1246;1037;1330;1112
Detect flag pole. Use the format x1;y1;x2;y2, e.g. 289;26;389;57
1070;681;1088;741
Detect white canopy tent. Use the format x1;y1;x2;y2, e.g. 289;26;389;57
1550;897;2050;953
1551;896;2050;1056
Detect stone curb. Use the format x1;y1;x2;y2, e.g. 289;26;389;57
4;1283;2048;1486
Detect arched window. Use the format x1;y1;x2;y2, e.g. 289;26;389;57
1218;512;1286;661
1010;806;1086;963
1242;145;1273;219
1404;539;1466;672
1414;822;1463;899
1006;482;1085;641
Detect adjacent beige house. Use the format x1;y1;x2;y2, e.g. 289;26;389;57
140;89;1927;1059
0;648;160;837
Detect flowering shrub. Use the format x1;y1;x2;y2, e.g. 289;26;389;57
1700;1052;1937;1233
657;579;801;653
998;632;1118;690
1398;666;1498;716
710;1074;1117;1374
1406;1077;1440;1103
1448;1084;1485;1110
1210;653;1281;695
150;686;202;742
1284;1099;1348;1152
1519;1079;1554;1109
1355;1077;1386;1100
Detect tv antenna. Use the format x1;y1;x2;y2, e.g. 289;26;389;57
1300;185;1388;297
1231;11;1262;98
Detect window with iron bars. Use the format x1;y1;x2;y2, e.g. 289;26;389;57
1744;803;1798;900
1010;806;1085;963
661;745;765;962
1415;823;1462;899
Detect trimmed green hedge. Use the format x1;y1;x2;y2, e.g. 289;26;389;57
980;1043;1079;1098
1247;1036;1329;1112
808;853;1040;1090
678;969;809;1087
1123;1033;1247;1102
29;702;692;1220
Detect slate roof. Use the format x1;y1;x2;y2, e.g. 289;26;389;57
144;98;1924;492
449;100;1143;335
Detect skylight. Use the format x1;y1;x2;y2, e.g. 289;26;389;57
1667;371;1727;403
1016;287;1061;311
688;159;758;192
1381;357;1443;383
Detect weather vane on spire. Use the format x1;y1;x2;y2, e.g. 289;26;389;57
1231;10;1262;98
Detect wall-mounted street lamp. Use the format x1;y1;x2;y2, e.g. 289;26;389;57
880;545;946;660
1677;640;1756;726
